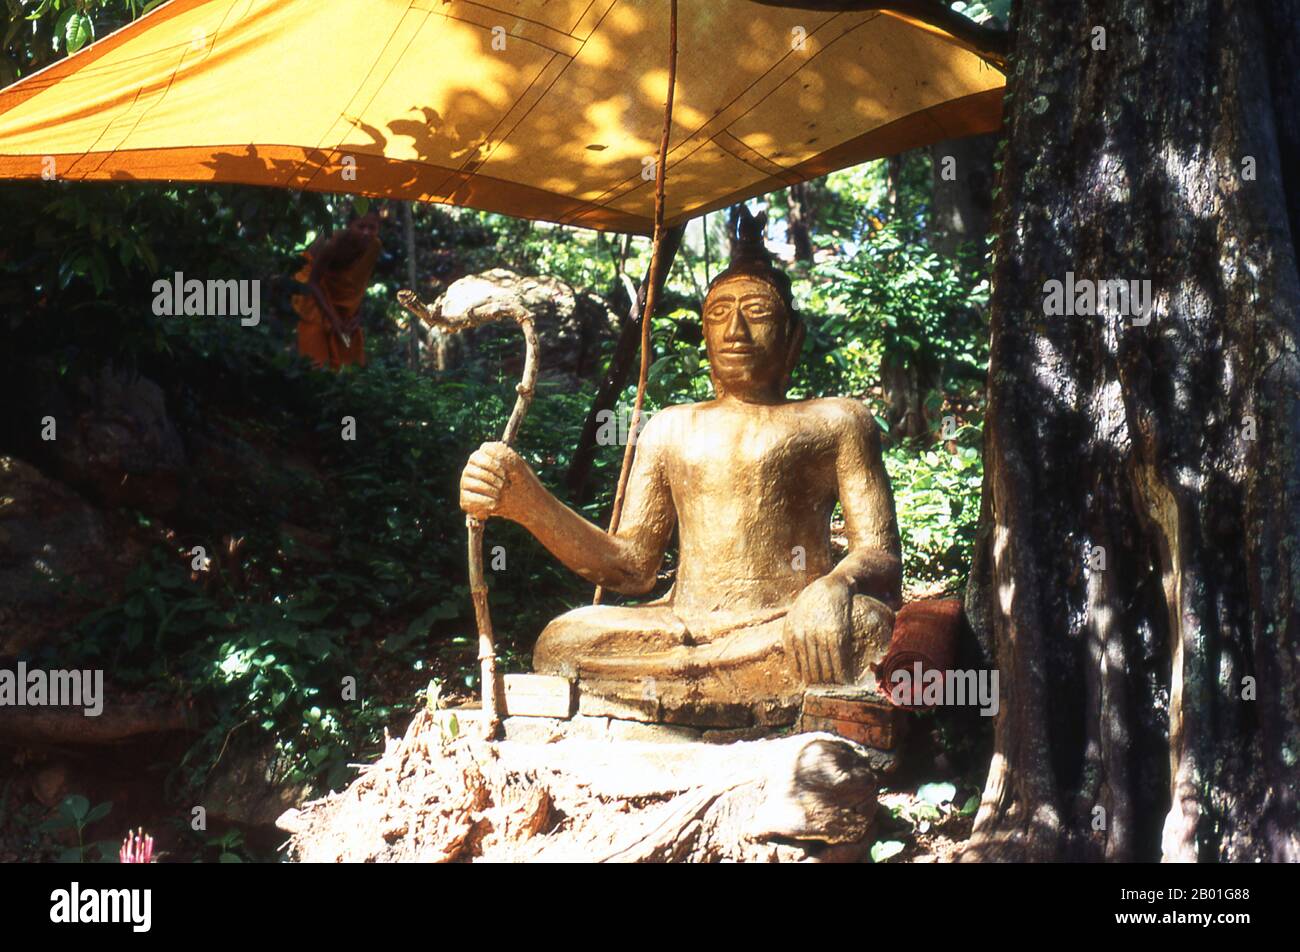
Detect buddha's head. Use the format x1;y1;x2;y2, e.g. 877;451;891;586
703;207;804;402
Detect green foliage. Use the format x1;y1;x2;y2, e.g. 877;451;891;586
4;0;146;82
873;779;981;860
643;309;711;407
204;828;248;864
812;157;933;243
36;794;117;863
950;0;1011;25
5;178;605;798
885;440;983;590
870;839;905;863
0;179;333;381
39;317;594;795
812;222;989;396
458;211;641;296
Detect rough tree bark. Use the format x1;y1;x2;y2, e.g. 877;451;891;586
787;181;817;263
928;133;996;261
965;0;1300;862
881;150;930;440
564;225;684;503
402;201;420;371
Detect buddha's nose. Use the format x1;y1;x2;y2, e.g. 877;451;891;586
723;311;751;341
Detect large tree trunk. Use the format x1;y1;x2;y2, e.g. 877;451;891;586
881;151;931;440
564;225;684;503
966;0;1300;862
879;352;929;441
402;201;420;371
786;181;817;263
928;133;996;261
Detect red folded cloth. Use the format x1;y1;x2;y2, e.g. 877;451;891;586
874;598;963;709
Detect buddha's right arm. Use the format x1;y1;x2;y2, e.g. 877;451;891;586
518;489;669;593
459;439;673;594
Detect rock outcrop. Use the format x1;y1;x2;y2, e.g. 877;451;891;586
0;456;140;655
423;269;619;381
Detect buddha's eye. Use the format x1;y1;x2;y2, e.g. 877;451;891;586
743;302;775;321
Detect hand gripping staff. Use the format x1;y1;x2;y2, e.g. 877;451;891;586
398;288;537;738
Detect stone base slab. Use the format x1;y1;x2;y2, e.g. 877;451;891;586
576;677;801;729
437;707;897;773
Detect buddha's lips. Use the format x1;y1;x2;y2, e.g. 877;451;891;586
717;346;757;356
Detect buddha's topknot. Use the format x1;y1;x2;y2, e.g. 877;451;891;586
707;205;795;315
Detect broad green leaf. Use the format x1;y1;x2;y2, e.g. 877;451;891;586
870;840;905;863
60;795;90;823
51;8;73;52
917;781;957;805
65;12;93;53
85;801;112;824
913;803;942;822
386;602;457;653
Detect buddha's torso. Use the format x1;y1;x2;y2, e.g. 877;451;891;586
658;397;848;617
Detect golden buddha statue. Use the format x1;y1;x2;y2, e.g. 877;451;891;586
460;209;901;726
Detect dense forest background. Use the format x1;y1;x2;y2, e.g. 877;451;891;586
0;0;1001;861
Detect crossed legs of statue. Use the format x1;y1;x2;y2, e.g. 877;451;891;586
533;591;895;724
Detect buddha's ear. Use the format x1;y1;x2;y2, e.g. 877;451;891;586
781;316;806;392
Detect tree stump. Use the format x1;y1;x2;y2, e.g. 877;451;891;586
281;709;883;863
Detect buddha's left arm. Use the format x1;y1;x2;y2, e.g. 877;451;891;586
831;401;903;609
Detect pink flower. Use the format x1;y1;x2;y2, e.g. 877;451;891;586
119;828;154;864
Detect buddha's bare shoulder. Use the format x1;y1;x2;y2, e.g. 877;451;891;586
638;402;699;447
794;396;880;440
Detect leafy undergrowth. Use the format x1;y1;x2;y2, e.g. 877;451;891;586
873;781;981;863
887;441;983;595
15;316;601;842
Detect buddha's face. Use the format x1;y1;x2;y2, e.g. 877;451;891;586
703;274;797;400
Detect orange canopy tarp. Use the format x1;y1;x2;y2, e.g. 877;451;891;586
0;0;1004;233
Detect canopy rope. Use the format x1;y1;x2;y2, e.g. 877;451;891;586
594;0;679;605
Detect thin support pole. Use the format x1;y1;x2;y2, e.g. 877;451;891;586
594;0;679;605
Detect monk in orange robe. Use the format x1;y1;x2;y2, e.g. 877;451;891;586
293;211;382;370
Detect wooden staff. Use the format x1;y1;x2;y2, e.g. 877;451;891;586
399;0;677;725
398;289;538;738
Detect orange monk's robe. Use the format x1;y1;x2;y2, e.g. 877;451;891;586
293;237;381;370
